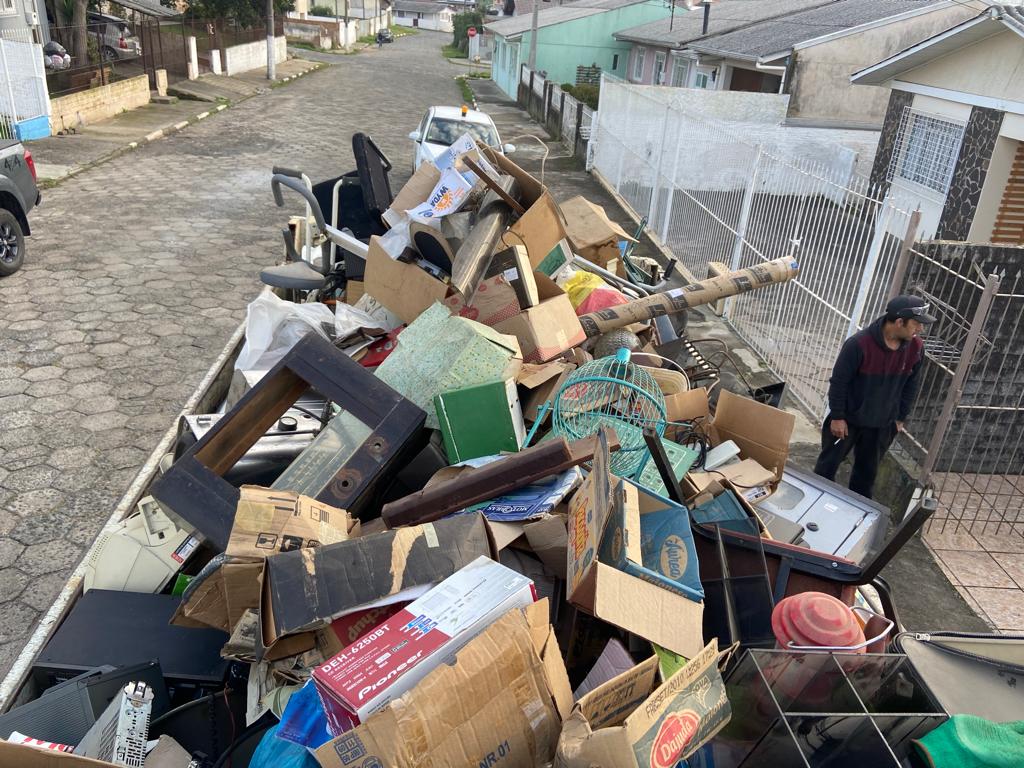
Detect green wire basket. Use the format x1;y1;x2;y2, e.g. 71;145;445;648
552;348;667;478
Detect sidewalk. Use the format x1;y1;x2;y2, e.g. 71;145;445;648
468;76;990;635
30;58;323;184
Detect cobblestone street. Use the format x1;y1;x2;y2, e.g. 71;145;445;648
0;30;461;678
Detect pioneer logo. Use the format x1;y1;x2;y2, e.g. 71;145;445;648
650;710;700;768
357;649;426;702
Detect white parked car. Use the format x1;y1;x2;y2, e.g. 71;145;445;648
408;106;516;171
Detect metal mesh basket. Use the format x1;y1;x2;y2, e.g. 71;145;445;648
552;348;667;477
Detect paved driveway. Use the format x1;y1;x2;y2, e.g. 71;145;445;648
0;29;460;679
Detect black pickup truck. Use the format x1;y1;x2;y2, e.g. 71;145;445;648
0;139;40;277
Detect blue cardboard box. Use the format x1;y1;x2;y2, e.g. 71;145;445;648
598;479;703;604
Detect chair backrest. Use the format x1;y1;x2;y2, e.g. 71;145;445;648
352;133;394;217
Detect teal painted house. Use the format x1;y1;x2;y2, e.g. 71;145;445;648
487;0;673;99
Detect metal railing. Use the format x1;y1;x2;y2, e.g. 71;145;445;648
892;242;1024;539
588;75;916;421
516;65;594;162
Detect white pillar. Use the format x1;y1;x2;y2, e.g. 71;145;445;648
211;49;221;75
187;35;198;80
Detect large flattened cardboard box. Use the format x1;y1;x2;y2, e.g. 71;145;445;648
555;641;730;768
566;432;704;659
314;601;573;768
375;303;523;431
558;195;636;269
261;513;492;653
494;272;586;363
312;556;536;727
673;388;795;497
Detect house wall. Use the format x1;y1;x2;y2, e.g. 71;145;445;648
492;36;521;97
786;3;974;127
395;10;453;31
900;28;1024;105
49;74;149;136
969;134;1018;242
525;3;671;85
223;36;287;75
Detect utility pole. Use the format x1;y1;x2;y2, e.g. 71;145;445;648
267;0;275;79
527;0;538;69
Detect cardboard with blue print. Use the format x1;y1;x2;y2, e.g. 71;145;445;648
566;430;704;659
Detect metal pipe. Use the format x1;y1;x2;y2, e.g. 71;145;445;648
450;176;519;301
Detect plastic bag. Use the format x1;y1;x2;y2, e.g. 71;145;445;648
249;724;319;768
563;271;629;315
235;292;334;371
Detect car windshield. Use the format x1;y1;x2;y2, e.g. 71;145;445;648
424;118;498;147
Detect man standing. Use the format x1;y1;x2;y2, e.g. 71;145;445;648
814;295;935;499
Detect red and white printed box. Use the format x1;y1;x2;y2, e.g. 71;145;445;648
312;556;536;731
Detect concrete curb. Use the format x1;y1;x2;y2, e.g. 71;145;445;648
39;62;323;188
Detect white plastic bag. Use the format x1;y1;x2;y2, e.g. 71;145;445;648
235;292;335;371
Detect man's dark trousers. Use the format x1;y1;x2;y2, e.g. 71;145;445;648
813;415;897;499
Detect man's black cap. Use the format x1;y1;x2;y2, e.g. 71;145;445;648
886;295;937;324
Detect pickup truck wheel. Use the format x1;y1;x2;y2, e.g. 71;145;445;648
0;209;25;277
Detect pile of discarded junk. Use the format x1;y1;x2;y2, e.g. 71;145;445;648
2;133;1021;768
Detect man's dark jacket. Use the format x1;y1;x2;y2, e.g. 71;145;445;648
827;317;924;428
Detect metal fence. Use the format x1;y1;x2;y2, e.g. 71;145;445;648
891;242;1024;539
588;74;915;420
517;65;594;161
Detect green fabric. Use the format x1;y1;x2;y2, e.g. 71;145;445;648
913;715;1024;768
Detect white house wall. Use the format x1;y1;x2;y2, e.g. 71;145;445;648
899;28;1024;106
787;3;974;127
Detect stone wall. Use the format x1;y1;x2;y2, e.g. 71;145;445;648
48;75;150;136
936;107;1005;240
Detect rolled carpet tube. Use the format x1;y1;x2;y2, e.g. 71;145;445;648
578;255;800;337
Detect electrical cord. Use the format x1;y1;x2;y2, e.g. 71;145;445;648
503;133;569;186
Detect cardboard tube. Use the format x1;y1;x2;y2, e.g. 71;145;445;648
578;255;800;337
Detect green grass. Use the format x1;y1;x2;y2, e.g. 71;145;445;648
288;39;346;53
442;43;468;59
456;75;474;104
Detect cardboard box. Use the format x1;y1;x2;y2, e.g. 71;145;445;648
312;556;536;728
261;513;493;652
226;487;357;558
0;743;120;768
495;272;586;363
566;431;704;659
172;556;263;633
517;361;576;424
382;162;442;229
314;601;572;768
376;303;523;430
364;236;449;325
443;271;521;326
673;388;795;496
598;479;704;604
555;641;731;768
475;145;568;269
558;196;636;269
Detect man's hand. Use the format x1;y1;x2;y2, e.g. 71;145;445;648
830;419;849;440
896;421;905;433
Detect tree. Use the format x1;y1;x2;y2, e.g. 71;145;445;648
71;0;87;65
161;0;294;27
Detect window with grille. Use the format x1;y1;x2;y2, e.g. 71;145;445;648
0;0;15;16
889;108;966;195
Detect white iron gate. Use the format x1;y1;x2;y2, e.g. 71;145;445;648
590;75;917;420
0;36;50;141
